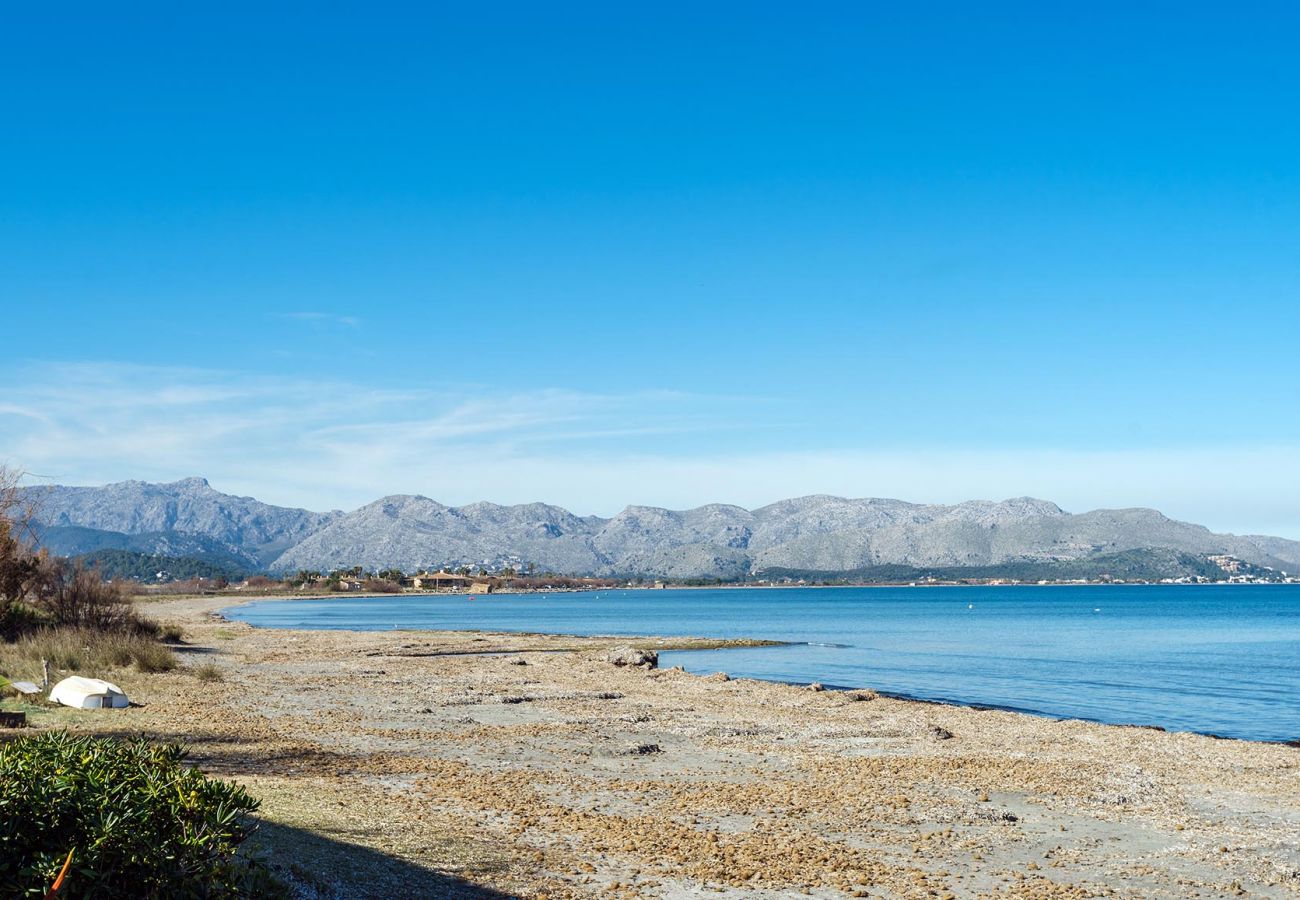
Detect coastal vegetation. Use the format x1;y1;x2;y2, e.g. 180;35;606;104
0;467;278;896
67;548;250;584
2;626;177;676
25;548;1283;607
0;732;276;898
0;465;178;683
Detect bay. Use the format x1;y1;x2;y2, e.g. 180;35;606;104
227;584;1300;743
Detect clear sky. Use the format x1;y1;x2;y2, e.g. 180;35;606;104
2;3;1299;536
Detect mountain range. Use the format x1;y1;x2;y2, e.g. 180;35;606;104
18;477;1300;579
25;477;339;570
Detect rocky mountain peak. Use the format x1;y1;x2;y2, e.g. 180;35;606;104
21;478;1300;579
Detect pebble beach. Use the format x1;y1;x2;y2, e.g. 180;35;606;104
54;595;1300;898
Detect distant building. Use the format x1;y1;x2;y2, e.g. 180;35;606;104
410;571;474;590
1207;554;1244;574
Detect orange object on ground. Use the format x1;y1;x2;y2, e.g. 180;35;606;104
44;849;73;898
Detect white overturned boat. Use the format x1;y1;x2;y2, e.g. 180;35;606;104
48;676;129;709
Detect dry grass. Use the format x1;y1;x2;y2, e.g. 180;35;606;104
157;623;186;643
0;627;178;680
192;662;224;683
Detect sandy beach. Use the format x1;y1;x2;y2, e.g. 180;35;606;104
29;594;1300;899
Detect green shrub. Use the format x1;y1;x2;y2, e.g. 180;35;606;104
0;732;274;898
0;601;46;642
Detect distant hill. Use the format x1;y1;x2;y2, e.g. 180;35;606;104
72;549;251;583
22;477;340;568
759;548;1244;585
273;492;1300;578
32;523;255;572
21;477;1300;580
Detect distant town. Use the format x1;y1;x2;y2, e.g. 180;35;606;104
111;550;1298;598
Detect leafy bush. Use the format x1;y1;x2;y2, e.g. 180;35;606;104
0;601;45;642
0;732;273;898
0;509;43;640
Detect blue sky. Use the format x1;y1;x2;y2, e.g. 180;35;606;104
2;3;1299;536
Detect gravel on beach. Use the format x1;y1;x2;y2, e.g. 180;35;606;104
40;595;1300;899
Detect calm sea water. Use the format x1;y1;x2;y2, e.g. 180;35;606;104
227;585;1300;743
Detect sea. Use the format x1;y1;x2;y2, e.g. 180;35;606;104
226;584;1300;743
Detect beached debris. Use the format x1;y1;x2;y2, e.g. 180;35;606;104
930;725;955;740
506;657;529;666
807;682;825;692
1;679;40;696
620;742;662;756
847;690;878;702
974;807;1018;823
706;672;730;682
48;676;129;709
604;647;658;669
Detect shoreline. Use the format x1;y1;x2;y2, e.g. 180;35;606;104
219;590;1298;747
35;592;1296;897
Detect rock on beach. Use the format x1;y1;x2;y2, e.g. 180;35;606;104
603;646;659;668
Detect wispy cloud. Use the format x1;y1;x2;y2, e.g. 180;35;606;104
268;311;361;327
0;361;761;510
1;361;1299;539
